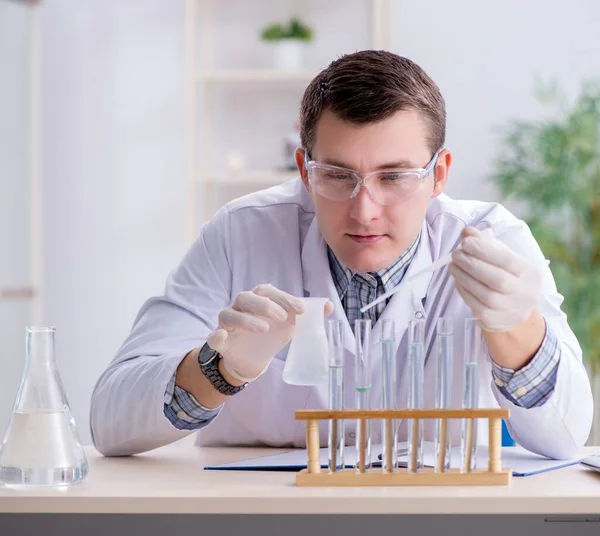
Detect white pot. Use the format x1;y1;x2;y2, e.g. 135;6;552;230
272;40;304;70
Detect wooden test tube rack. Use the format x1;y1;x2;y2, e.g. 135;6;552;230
295;408;511;487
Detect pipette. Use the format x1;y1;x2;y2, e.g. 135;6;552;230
359;226;504;314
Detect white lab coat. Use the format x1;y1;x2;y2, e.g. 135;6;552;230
90;178;593;459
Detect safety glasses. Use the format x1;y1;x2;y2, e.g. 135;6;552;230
304;149;440;205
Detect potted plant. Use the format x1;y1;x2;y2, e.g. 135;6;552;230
491;79;600;442
260;17;313;70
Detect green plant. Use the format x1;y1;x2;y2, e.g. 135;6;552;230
491;79;600;372
260;17;313;42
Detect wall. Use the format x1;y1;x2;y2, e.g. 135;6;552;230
391;0;600;204
39;0;187;443
0;2;33;437
0;0;598;445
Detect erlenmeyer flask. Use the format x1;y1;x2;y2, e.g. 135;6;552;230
0;327;88;487
282;297;329;386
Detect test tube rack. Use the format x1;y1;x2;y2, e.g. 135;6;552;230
295;408;511;487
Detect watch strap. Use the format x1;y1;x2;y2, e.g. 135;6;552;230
198;351;247;396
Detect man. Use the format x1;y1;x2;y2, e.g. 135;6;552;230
90;51;593;459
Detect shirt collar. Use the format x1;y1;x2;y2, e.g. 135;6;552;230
328;232;421;298
328;248;354;299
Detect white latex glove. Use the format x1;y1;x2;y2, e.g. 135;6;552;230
207;284;334;382
448;227;542;332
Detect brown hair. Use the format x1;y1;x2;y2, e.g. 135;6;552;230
299;50;446;156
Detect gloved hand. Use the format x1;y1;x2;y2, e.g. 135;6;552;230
207;284;334;382
448;227;542;332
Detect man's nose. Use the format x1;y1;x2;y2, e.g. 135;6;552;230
348;183;382;224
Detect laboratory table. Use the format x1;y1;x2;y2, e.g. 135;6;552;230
1;441;600;535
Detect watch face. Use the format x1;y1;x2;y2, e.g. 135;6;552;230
198;344;219;366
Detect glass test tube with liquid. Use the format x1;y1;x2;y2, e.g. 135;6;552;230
435;317;453;473
354;319;372;473
327;320;345;472
380;319;397;473
407;318;425;473
461;318;482;473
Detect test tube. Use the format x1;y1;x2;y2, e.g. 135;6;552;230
354;319;372;473
461;318;482;473
407;318;425;473
434;317;453;473
380;319;397;473
327;320;345;473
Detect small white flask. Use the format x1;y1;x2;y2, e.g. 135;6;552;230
282;297;329;386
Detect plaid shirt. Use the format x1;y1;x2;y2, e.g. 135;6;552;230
163;234;560;430
327;234;421;331
491;325;560;407
326;237;559;410
163;375;221;430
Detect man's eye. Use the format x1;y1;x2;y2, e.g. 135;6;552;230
382;172;404;181
325;172;353;181
382;172;418;183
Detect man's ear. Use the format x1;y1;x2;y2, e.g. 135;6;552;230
295;148;310;192
431;148;452;198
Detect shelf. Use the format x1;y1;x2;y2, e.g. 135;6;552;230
197;69;317;83
185;0;393;237
198;170;299;183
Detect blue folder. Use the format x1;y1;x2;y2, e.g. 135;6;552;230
204;443;580;477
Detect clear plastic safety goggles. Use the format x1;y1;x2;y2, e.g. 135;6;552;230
304;149;440;205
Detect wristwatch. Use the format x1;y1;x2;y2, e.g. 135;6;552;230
197;343;248;396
